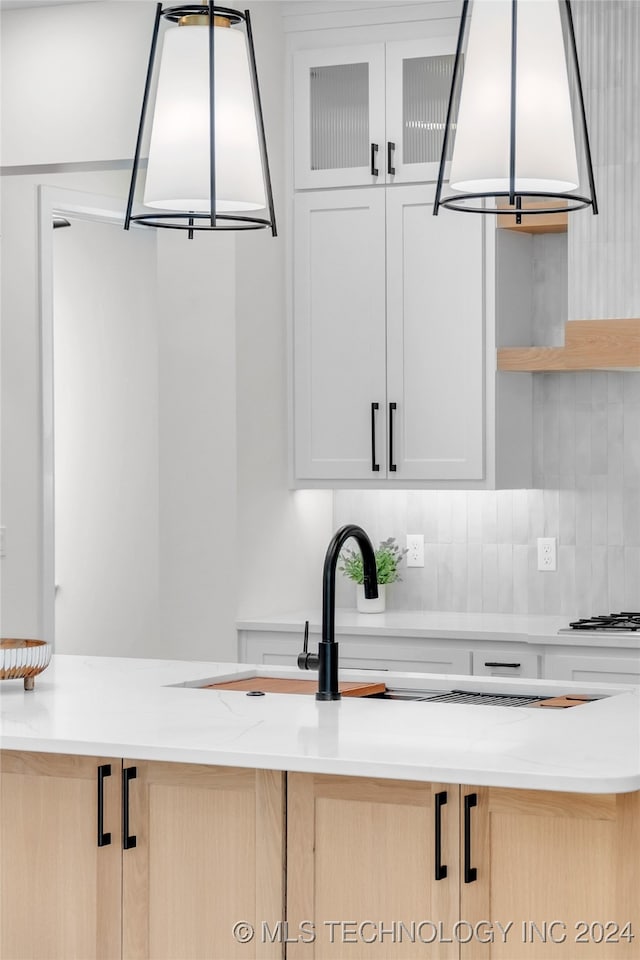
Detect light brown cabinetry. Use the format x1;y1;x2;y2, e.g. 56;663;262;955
462;786;640;959
3;751;639;960
123;761;285;960
0;751;122;960
287;774;640;960
0;751;285;960
287;773;459;959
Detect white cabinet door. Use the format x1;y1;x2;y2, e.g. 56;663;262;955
293;45;386;189
385;37;457;184
386;184;485;480
293;189;387;481
544;653;640;684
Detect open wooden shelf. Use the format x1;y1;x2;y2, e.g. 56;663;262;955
498;319;640;371
497;199;568;234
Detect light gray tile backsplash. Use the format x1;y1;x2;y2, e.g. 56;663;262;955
334;372;639;615
333;343;638;615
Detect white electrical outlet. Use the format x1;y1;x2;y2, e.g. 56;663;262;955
406;534;424;567
537;537;557;571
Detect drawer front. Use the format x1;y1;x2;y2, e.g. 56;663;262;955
239;631;474;676
472;648;540;679
238;633;299;666
340;642;472;675
544;652;640;684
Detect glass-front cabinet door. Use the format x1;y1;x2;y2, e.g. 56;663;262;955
293;44;386;189
385;37;457;183
293;37;457;189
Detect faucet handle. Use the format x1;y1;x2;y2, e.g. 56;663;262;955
297;620;319;671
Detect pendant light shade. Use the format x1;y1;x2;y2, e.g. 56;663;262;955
125;4;276;235
434;0;597;219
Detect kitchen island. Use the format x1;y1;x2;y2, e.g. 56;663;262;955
1;655;639;959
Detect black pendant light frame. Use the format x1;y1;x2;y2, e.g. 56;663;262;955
124;3;277;237
433;0;597;221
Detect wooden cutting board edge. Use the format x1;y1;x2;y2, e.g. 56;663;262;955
203;677;386;698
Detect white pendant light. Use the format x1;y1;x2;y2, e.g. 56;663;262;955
434;0;597;220
125;4;276;236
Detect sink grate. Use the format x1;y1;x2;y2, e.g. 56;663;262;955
417;689;543;707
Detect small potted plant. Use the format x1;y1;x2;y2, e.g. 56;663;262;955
339;537;407;613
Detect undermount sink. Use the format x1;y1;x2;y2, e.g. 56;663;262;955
171;671;608;708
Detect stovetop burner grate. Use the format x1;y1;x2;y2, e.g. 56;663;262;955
568;612;640;632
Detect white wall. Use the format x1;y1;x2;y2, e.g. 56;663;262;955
157;230;238;662
1;166;135;641
0;1;153;165
53;217;160;656
2;178;241;659
568;1;640;322
1;0;330;657
235;1;333;620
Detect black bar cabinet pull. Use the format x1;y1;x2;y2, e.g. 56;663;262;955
97;764;112;847
434;790;448;880
370;142;379;177
484;661;521;669
123;766;137;850
371;402;380;472
387;141;396;176
389;402;397;472
464;792;477;883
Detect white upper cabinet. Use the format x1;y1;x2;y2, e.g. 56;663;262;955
292;183;533;489
293;184;491;485
293;37;456;189
384;38;457;184
293;45;386;189
293;189;387;481
386;185;484;480
289;15;533;490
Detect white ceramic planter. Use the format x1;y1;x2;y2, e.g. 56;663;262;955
356;583;386;614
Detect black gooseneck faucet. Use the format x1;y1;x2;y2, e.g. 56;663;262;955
298;524;378;701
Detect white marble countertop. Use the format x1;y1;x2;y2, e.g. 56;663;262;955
237;609;640;648
1;655;639;794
